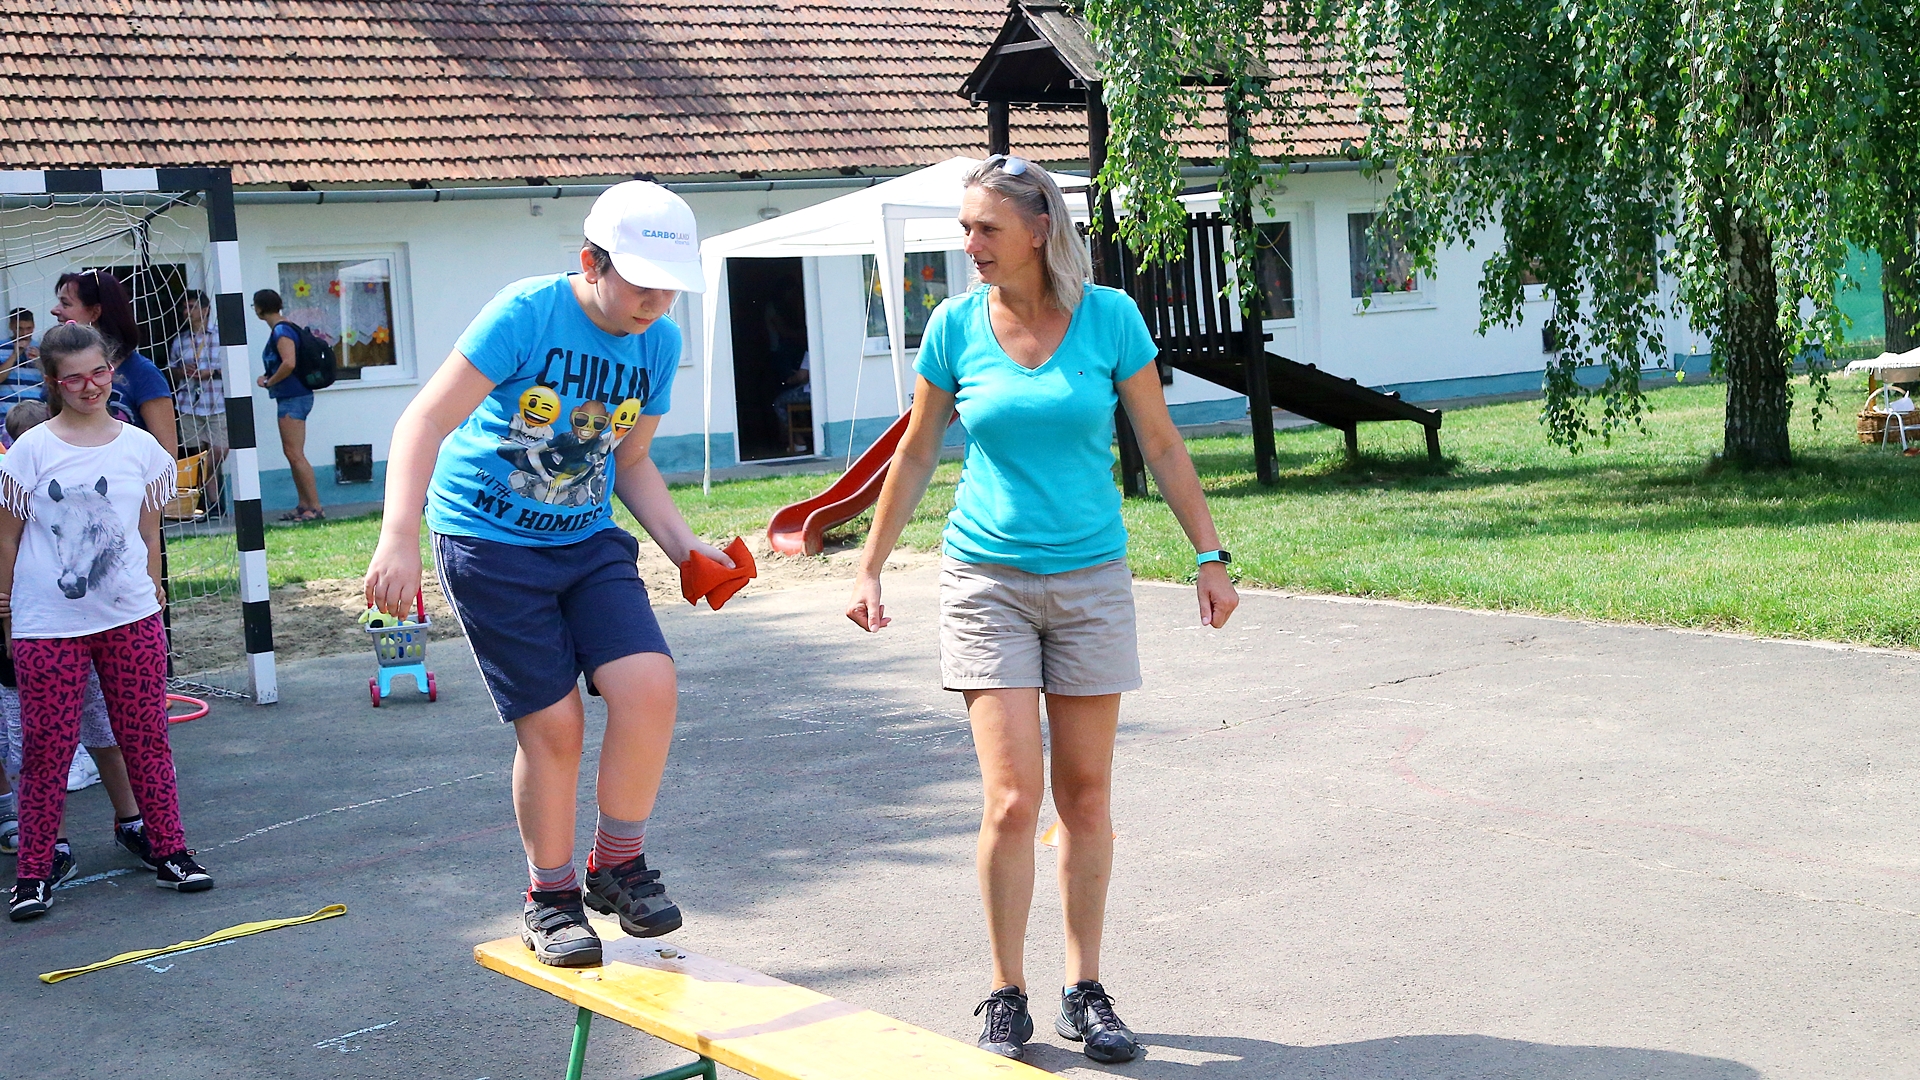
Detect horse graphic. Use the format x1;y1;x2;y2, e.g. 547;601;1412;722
44;476;127;600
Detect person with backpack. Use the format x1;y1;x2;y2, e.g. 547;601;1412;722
252;289;322;522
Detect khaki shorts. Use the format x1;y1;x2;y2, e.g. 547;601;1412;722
939;556;1141;696
181;411;228;452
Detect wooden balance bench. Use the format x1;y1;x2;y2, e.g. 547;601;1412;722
476;920;1051;1080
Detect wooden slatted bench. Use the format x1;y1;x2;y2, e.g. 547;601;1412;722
476;919;1052;1080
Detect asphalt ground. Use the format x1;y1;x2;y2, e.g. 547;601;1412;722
4;566;1917;1079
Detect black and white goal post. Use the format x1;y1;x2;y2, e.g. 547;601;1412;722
0;167;277;703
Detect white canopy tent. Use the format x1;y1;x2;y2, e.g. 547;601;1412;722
697;156;1087;490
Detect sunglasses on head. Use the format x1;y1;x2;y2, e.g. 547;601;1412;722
984;154;1031;177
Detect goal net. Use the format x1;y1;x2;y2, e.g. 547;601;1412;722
0;171;275;703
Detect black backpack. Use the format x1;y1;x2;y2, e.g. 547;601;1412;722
282;323;337;390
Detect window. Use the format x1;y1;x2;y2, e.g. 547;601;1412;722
862;251;949;350
274;256;401;381
1347;212;1419;298
1256;221;1296;321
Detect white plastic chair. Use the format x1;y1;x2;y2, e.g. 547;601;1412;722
1867;384;1919;449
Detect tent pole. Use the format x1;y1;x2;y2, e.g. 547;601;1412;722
1090;83;1147;498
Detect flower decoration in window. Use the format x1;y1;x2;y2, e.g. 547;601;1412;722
371;326;391;345
293;278;311;298
921;264;937;281
328;279;342;298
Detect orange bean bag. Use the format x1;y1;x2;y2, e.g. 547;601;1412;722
679;536;756;610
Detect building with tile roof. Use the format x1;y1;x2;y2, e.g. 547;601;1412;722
2;0;1371;185
1;1;1605;513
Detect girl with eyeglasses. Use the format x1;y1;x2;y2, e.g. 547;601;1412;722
848;155;1238;1062
0;322;213;920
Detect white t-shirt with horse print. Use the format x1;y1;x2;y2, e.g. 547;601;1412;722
0;422;175;639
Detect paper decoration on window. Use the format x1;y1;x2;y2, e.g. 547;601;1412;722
371;326;391;344
292;279;311;298
328;279;342;298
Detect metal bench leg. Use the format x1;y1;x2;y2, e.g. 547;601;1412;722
566;1004;716;1080
639;1060;719;1080
567;1007;592;1080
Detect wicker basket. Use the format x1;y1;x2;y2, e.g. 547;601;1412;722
1859;408;1887;444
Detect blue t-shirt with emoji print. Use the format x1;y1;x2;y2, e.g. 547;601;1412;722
426;274;678;547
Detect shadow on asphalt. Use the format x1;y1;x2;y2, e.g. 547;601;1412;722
1022;1033;1759;1078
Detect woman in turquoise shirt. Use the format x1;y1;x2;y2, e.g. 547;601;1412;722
848;156;1238;1064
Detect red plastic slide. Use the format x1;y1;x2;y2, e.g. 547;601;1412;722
767;411;953;556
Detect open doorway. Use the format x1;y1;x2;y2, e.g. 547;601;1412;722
727;258;812;461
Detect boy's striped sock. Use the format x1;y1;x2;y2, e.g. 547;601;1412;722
589;813;647;871
528;859;579;894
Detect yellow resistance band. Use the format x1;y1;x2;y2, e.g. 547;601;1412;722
40;903;347;984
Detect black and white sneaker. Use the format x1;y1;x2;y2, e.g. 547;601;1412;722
50;842;78;888
584;854;682;938
9;878;51;921
115;819;161;870
153;851;213;892
1056;980;1141;1063
522;888;602;967
973;986;1033;1059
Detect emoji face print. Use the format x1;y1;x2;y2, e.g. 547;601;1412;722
611;398;642;441
570;400;610;440
519;385;561;427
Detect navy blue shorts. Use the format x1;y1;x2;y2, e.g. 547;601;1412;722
432;528;671;723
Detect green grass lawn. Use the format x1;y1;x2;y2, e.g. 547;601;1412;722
173;374;1920;647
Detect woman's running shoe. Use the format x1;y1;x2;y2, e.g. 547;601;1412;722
583;854;682;937
522;888;602;967
1056;980;1141;1063
973;986;1033;1058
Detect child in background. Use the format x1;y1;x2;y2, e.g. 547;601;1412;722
0;398;154;879
2;323;209;922
364;182;726;967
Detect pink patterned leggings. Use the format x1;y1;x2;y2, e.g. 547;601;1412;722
13;614;182;880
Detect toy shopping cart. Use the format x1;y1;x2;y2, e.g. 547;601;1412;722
366;592;436;706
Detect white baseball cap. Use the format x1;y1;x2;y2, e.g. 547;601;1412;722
583;181;705;293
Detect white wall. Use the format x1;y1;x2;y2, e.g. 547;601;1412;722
232;168;1701;489
232;184;869;478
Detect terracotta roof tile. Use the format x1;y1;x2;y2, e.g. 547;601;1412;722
0;0;1380;184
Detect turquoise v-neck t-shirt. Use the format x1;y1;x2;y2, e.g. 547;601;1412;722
914;284;1157;575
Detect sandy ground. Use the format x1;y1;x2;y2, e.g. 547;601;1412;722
168;536;937;671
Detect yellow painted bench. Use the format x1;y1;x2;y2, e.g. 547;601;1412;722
476;918;1052;1080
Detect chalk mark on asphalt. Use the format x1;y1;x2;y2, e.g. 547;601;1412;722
59;773;499;894
137;937;240;972
314;1020;400;1051
57;868;133;890
215;773;493;849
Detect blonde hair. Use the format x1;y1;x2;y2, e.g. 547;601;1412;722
963;158;1090;313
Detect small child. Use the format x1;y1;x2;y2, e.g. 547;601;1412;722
0;399;153;881
2;322;209;922
364;182;726;967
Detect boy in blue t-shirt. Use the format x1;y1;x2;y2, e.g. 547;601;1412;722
364;182;730;967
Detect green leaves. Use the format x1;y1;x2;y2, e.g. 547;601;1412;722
1091;0;1911;459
